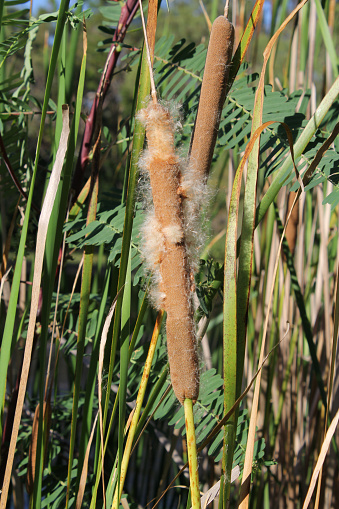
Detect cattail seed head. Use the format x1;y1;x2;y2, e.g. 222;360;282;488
138;101;201;403
190;15;234;180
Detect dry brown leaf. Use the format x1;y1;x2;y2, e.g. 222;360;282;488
75;412;98;509
302;408;339;509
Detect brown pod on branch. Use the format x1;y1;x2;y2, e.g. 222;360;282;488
190;15;234;180
138;102;199;404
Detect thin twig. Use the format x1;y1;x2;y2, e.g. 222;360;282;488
0;132;40;213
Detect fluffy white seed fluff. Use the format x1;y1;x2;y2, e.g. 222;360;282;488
162;224;184;244
180;163;210;274
140;214;165;267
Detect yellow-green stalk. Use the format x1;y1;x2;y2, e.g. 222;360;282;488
112;311;164;509
184;398;201;509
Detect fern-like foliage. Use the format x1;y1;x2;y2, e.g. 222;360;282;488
148;366;265;476
135;36;339;206
0;6;34;198
64;192;144;284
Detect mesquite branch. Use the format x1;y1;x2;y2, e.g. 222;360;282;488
71;0;141;200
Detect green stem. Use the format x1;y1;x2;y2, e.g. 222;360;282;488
184;398;201;509
111;311;164;508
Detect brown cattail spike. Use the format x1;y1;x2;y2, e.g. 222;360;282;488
138;102;199;404
190;15;234;180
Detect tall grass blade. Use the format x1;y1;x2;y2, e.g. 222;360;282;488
98;289;122;506
0;106;70;507
76;265;111;493
31;27;68;508
76;412;98;509
66;145;100;505
116;249;132;505
314;0;338;79
239;230;290;508
227;0;265;90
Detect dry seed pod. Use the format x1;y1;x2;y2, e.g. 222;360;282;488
190;15;234;179
138;102;199;404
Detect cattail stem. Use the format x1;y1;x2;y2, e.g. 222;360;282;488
224;0;230;18
184;398;201;509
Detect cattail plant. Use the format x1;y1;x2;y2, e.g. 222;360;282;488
136;5;235;507
138;3;234;408
135;1;228;505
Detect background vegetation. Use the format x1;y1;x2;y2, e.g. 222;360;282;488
0;0;339;508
